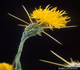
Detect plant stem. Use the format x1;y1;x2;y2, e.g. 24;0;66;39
14;30;32;70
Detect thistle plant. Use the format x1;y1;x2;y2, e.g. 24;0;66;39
7;5;75;70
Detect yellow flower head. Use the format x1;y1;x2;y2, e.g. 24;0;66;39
31;5;70;29
0;62;13;70
8;5;72;45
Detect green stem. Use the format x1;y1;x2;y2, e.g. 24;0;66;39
15;39;26;70
14;23;44;70
14;30;33;70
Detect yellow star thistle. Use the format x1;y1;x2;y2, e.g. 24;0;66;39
31;5;70;29
0;62;13;70
8;5;67;45
8;5;75;70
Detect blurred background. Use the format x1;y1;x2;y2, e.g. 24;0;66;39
0;0;80;70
